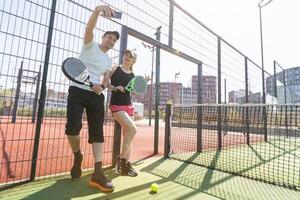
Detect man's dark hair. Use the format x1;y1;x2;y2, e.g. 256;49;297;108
104;31;120;40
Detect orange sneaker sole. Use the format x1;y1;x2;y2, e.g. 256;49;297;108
88;180;114;193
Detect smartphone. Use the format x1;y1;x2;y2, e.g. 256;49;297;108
113;11;122;19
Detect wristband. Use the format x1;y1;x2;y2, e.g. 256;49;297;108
100;84;106;90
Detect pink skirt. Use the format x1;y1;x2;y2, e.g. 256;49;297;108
110;104;134;116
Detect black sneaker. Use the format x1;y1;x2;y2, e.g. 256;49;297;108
88;172;114;192
119;158;138;177
126;161;138;177
114;156;121;174
71;151;83;179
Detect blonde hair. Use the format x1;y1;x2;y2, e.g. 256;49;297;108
129;63;134;72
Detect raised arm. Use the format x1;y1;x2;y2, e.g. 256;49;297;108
84;5;115;44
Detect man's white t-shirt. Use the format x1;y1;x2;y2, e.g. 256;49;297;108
70;41;112;91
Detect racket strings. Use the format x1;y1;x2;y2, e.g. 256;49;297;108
133;77;147;94
65;59;87;79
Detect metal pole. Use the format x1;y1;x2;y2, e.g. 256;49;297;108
154;26;162;154
274;60;287;103
245;57;250;144
224;78;227;103
273;61;277;98
283;69;287;104
164;103;171;158
283;70;288;137
245;58;249;103
259;5;268;141
30;0;57;181
32;65;42;123
112;26;128;165
197;62;203;152
259;6;266;105
12;62;23;123
168;0;174;48
149;47;154;126
112;122;122;167
217;37;222;150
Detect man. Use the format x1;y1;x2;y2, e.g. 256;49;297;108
65;5;118;192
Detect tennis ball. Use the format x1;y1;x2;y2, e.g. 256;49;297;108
151;183;159;193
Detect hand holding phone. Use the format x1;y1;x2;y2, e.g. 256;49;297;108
113;11;122;19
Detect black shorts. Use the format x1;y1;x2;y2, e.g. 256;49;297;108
65;86;105;143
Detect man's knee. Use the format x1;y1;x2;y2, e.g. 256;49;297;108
65;125;82;136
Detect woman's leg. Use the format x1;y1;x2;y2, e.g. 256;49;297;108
124;116;135;160
113;111;137;159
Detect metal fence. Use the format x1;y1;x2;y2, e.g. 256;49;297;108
0;0;282;189
164;104;300;189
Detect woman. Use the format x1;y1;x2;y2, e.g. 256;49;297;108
109;50;147;177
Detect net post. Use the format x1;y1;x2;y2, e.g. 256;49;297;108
164;103;172;158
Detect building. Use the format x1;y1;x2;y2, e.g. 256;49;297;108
182;87;192;104
142;82;182;112
266;66;300;103
191;75;216;104
15;89;68;114
135;75;216;111
228;89;262;104
228;90;246;103
236;92;261;103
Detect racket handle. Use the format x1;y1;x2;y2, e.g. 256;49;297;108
116;88;125;92
89;82;102;95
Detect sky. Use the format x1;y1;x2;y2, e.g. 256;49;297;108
175;0;300;71
1;0;299;96
125;0;300;97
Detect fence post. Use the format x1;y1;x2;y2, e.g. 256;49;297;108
112;122;122;166
30;0;57;181
111;26;128;166
32;65;42;123
12;62;23;123
168;0;174;48
164;103;172;158
245;57;250;144
197;62;203;152
154;26;162;154
217;37;222;150
263;71;268;142
273;61;277;98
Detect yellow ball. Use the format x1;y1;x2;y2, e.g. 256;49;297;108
151;183;159;193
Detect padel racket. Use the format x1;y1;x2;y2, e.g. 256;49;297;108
125;75;147;95
62;57;93;87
